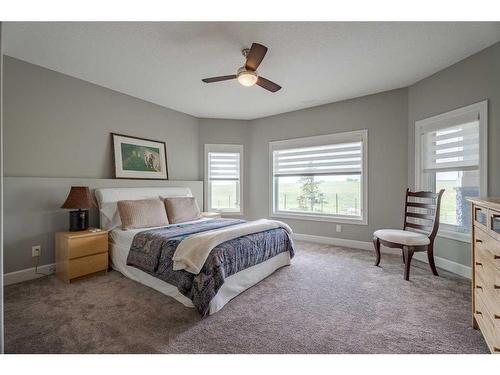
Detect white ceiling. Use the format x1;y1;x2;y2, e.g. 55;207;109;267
3;22;500;120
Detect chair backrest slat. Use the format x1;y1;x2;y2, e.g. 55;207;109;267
405;222;433;231
407;191;438;198
406;211;435;221
406;202;436;209
403;188;445;241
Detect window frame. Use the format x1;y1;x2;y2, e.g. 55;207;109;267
414;100;488;243
204;144;244;215
269;130;368;225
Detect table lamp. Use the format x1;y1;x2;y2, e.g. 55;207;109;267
61;186;96;231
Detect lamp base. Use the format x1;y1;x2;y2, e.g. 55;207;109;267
69;210;89;231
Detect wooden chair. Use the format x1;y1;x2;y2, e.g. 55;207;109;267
373;188;445;281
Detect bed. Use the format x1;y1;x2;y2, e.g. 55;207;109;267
95;187;294;315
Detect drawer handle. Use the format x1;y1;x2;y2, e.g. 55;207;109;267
495;315;500;320
495;285;500;289
475;310;482;315
495;255;500;260
495;347;500;353
476;239;483;243
475;262;483;266
476;285;483;290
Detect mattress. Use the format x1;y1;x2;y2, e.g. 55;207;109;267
109;218;211;307
109;219;291;314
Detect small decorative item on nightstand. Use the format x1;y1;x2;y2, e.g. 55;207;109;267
55;229;109;283
61;186;97;231
201;212;222;219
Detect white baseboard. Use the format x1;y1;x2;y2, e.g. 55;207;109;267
4;263;56;286
293;233;471;279
412;252;471;279
4;235;471;285
293;233;373;251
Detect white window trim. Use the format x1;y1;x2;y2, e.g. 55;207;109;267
204;144;244;215
268;130;368;225
414;100;488;243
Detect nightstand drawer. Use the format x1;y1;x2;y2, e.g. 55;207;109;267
69;234;108;259
68;252;108;279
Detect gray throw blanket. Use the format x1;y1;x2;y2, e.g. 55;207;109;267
127;219;294;316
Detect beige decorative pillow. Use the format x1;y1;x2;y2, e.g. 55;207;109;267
163;197;201;224
117;199;169;230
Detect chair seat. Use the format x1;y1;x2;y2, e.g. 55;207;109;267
374;229;430;246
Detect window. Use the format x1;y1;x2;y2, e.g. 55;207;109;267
205;144;243;214
415;100;488;240
270;130;368;224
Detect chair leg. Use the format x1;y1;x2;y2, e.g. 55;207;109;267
403;247;414;281
373;237;381;266
427;244;439;276
402;249;405;264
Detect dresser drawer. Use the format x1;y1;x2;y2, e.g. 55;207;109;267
474;291;500;353
488;209;500;244
475;228;500;272
475;244;500;285
68;252;108;279
68;234;108;259
475;266;500;318
474;205;489;232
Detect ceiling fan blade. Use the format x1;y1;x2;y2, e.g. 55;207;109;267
256;77;281;93
202;75;237;83
245;43;268;71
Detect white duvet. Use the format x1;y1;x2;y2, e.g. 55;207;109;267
172;219;293;274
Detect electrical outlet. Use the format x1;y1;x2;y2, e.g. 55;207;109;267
336;224;342;233
32;245;41;257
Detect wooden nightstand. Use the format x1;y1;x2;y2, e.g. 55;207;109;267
201;212;222;219
55;229;109;283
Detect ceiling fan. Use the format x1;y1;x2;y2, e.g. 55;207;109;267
202;43;281;93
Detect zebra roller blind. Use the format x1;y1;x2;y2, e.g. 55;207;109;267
273;141;363;177
422;112;480;172
208;152;240;181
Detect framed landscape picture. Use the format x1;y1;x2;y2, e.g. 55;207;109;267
112;133;168;180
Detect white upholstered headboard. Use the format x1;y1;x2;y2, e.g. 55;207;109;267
95;187;193;230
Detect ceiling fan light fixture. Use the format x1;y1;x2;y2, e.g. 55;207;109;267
202;44;280;92
237;69;258;87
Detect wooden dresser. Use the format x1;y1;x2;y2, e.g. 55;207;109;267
470;198;500;353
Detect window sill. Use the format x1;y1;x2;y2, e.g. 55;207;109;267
270;211;367;225
437;229;471;243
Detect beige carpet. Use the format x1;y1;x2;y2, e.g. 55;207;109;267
4;241;489;353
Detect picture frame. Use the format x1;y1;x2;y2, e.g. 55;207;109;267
112;133;168;180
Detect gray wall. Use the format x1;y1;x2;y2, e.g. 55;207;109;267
248;89;409;241
408;42;500;266
198;118;251;216
2;56;203;275
3;56;200;180
3;177;202;274
4;42;499;276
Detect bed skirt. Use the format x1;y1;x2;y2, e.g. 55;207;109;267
109;242;291;314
